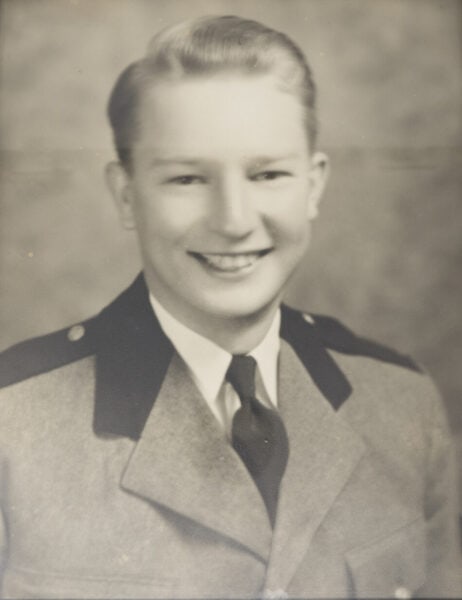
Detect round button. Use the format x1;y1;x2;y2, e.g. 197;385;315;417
394;586;411;600
67;324;85;342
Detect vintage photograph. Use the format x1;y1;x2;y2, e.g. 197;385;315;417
0;1;461;598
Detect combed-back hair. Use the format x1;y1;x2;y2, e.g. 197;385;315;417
108;15;317;173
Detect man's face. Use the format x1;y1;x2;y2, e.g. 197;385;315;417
108;74;328;331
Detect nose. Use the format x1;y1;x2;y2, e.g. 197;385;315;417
208;172;258;238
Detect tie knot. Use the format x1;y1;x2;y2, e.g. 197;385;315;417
226;354;257;399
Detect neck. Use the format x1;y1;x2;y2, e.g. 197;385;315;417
191;306;280;355
148;291;281;355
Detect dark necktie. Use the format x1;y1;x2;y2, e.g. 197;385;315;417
226;355;289;527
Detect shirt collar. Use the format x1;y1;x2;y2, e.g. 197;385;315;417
149;293;280;407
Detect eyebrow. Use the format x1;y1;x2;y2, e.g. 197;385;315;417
149;158;202;168
149;154;298;168
249;154;298;167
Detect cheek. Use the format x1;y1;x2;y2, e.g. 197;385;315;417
133;194;200;242
265;200;311;245
262;182;311;233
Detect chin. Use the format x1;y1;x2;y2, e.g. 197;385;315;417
196;291;282;323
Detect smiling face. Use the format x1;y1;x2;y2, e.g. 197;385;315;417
107;74;328;339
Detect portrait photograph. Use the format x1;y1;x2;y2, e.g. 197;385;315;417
0;1;461;598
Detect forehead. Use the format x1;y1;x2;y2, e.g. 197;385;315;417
134;74;309;159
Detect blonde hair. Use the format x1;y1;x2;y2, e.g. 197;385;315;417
108;15;317;172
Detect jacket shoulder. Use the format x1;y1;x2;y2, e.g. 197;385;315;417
311;313;420;371
0;318;97;389
284;305;421;373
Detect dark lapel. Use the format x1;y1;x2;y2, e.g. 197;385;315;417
92;273;174;439
280;305;352;410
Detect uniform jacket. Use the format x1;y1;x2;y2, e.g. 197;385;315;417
0;274;461;599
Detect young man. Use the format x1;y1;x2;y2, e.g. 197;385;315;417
0;15;460;599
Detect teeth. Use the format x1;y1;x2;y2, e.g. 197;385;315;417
199;253;261;271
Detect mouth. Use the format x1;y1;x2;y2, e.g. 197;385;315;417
188;249;272;273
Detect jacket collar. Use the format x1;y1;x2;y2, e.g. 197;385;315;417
279;305;352;410
92;274;352;439
93;273;174;439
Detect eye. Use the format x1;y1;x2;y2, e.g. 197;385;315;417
250;170;292;182
166;174;206;185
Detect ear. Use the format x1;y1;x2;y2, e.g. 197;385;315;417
105;161;137;230
306;151;329;220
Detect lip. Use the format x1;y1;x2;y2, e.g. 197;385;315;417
188;248;272;274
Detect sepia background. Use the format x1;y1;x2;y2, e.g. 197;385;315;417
1;0;461;479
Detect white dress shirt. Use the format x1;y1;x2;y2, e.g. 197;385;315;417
149;294;280;438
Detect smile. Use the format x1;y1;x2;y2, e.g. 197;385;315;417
189;250;271;272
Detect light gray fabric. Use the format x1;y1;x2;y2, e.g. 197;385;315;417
0;341;460;598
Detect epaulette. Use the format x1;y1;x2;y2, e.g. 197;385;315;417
0;316;98;389
308;313;421;372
